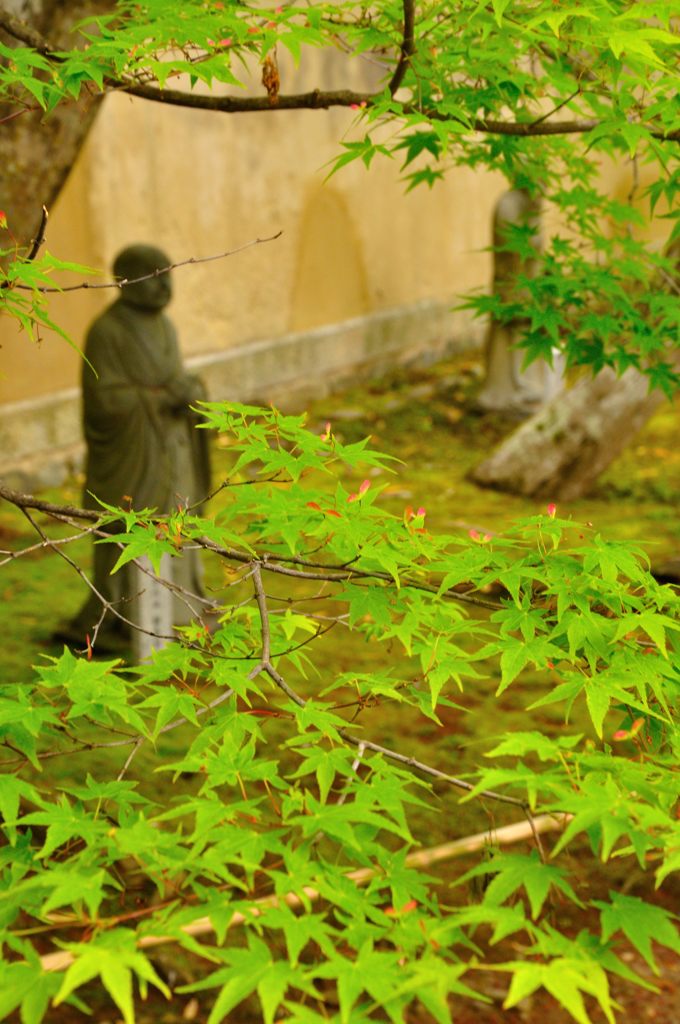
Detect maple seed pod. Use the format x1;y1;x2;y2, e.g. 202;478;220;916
261;52;280;104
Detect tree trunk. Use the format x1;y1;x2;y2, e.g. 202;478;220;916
0;0;114;249
469;367;665;501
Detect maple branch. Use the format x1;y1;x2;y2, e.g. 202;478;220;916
0;9;677;142
0;482;99;521
200;537;502;611
0;8;50;51
388;0;416;96
118;82;680;142
0;485;502;612
123;80;372;113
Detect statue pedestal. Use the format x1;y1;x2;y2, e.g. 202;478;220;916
477;329;565;416
130;555;174;662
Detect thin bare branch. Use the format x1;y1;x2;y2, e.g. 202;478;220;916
336;742;366;807
0;105;37;125
10;231;283;294
26;205;48;263
0;203;49;290
337;731;528;810
0;526;94;567
529;88;581;128
252;562;271;663
117;738;143;782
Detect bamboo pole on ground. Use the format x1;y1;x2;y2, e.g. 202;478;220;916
40;813;569;973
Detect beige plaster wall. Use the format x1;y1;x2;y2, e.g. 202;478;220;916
1;40;669;412
0;47;505;405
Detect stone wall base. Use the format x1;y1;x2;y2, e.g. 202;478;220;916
1;301;481;491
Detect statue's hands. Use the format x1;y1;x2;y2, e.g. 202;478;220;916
161;374;206;414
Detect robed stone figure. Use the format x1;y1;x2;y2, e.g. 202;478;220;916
65;244;211;648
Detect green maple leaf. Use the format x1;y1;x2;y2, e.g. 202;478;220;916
456;852;581;919
595;892;680;972
54;930;169;1024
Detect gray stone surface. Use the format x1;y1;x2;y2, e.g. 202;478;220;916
477;189;565;416
130;555;174;663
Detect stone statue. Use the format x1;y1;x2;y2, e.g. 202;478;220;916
63;244;211;649
476;188;564;416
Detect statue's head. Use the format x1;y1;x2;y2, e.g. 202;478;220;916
113;244;172;310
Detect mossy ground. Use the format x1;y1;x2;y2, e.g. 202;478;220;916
1;354;679;1022
5;353;679;685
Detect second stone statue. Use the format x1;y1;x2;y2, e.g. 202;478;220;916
476;189;564;417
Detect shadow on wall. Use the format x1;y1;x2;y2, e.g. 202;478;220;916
290;186;370;331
